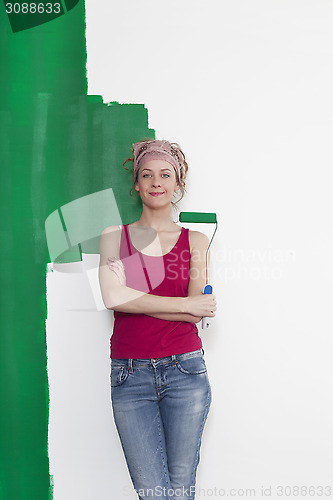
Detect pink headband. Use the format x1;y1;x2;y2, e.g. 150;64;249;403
132;140;183;180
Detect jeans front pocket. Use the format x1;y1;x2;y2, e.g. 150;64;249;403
176;354;207;375
110;365;129;387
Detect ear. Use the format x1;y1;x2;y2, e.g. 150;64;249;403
134;183;140;191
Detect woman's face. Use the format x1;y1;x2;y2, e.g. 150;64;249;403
134;159;180;207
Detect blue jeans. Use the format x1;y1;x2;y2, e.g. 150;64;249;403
110;348;212;500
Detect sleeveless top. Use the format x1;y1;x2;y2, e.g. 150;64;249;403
110;224;203;358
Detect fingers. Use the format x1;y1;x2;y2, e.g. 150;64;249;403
206;294;217;307
199;294;218;317
107;257;124;266
107;257;126;286
207;294;217;315
107;257;125;271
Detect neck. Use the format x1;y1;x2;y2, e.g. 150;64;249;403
135;205;177;231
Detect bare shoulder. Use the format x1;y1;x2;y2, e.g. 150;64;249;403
101;224;122;236
188;230;210;254
99;225;122;261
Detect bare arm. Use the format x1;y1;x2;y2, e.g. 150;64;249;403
99;226;187;314
146;230;211;323
144;312;202;323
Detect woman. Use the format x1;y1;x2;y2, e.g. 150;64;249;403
98;139;217;500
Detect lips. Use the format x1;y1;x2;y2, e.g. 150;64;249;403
150;192;164;196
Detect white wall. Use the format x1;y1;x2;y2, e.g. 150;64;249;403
47;1;333;498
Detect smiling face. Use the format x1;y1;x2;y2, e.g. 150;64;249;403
134;159;180;206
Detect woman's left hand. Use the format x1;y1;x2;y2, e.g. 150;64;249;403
107;257;127;286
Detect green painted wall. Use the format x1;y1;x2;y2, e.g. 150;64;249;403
0;2;154;498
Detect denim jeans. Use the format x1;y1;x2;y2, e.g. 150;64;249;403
110;348;212;500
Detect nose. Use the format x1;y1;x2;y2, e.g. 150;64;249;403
152;178;161;187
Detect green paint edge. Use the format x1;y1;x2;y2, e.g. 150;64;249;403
0;1;155;499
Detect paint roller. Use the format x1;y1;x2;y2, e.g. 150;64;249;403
179;212;218;329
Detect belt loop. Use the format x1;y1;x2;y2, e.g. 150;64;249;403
201;348;205;355
171;354;176;361
128;358;133;373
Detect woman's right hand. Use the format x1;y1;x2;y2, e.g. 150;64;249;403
184;293;217;317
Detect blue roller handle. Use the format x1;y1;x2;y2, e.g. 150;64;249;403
202;284;213;329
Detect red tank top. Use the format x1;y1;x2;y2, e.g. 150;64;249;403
110;224;202;358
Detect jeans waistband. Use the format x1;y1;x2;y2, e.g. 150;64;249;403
111;348;204;369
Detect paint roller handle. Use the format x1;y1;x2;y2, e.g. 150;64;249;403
201;284;213;329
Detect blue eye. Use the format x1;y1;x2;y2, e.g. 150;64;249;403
142;173;170;178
